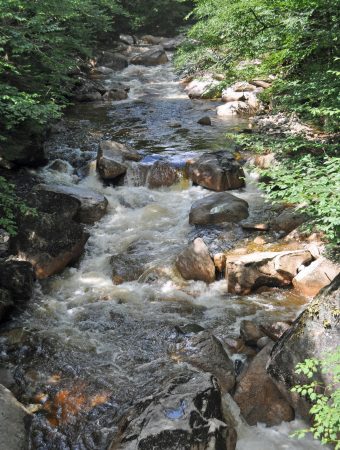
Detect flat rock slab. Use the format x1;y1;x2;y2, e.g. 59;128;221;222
97;140;141;181
113;371;237;450
226;250;313;294
188;151;245;191
189;192;249;226
0;384;32;450
34;184;108;224
175;238;216;283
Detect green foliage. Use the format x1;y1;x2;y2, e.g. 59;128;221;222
176;0;340;131
0;177;35;235
291;347;340;449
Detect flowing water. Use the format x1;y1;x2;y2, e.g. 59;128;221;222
0;52;325;450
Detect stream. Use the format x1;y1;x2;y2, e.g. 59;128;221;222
0;51;325;449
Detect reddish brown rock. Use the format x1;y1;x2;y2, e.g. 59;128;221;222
234;344;294;426
175;238;215;283
293;257;339;297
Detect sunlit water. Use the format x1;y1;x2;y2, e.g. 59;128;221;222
0;51;324;449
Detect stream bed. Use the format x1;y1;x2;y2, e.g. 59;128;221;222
0;52;324;449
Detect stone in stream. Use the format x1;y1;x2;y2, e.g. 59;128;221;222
130;46;168;66
271;206;309;234
189;192;249;226
0;384;32;450
113;371;237;450
188;151;245;191
216;101;249;116
233;344;295;426
184;78;219;99
175;238;216;283
170;330;236;393
226;249;313;294
0;260;35;302
146;160;179;188
197;116;212;126
97;140;141;181
33;184;108;224
73;78;129;102
239;320;266;347
10;211;89;279
97;50;129;70
119;34;135;46
267;274;340;419
292;256;339;297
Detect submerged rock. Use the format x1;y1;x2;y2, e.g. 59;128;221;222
97;140;141;181
130;46;168;66
188;151;245;191
33;184;108;224
267;274;340;419
113;371;237;450
189;192;249;226
0;384;32;450
176;238;215;283
226;250;313;294
197;116;212;126
234;344;294;426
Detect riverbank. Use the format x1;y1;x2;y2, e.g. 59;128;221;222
0;35;339;450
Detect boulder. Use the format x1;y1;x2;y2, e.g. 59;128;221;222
170;331;236;393
267;275;340;418
189;192;249;226
0;384;32;450
0;229;10;257
188;151;245;191
234;344;294;426
113;371;237;450
185;78;219;99
110;241;153;284
130;46;168;66
239;320;266;346
97;51;129;70
222;89;246;103
73;78;129;102
119;34;135;45
11;211;89;279
33;184;108;224
97;140;141;181
0;288;13;323
226;250;313;294
146;161;179;188
232;82;257;92
141;35;163;45
292;257;339;297
0;260;35;302
197;116;212;126
271;207;308;234
216;101;248;116
176;238;215;283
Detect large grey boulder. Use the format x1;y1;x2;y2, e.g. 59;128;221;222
97;50;129;70
130;46;168;66
97;140;141;181
112;371;237;450
188;151;245;191
234;344;294;426
267;275;340;419
226;250;313;294
175;238;216;283
189;192;249;226
0;384;32;450
33;184;108;224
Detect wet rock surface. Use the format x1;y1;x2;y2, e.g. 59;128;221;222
189;192;249;226
130;46;168;66
97;140;141;180
146;160;179;189
0;260;35;302
114;371;237;450
176;238;215;283
188;151;245;191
